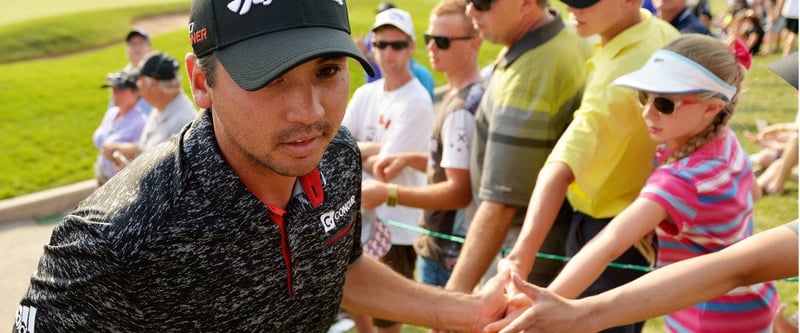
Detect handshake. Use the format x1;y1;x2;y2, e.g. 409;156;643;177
441;259;590;333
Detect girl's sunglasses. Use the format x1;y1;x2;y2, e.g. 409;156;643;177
639;92;701;115
467;0;493;11
423;34;474;50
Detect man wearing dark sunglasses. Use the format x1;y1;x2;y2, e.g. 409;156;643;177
445;0;592;297
341;7;435;333
353;2;436;102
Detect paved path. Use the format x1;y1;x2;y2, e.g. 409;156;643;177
0;219;58;328
132;12;188;36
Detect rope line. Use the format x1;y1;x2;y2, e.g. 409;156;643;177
383;219;798;281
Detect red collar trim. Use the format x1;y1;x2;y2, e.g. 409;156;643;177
299;168;324;208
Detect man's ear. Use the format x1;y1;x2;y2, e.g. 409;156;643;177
186;53;211;109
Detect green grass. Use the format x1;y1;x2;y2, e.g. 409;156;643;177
0;29;194;199
0;3;190;64
0;2;796;332
0;0;187;26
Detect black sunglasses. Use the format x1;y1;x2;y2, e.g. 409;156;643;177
467;0;493;11
639;92;699;115
423;34;474;50
372;40;411;50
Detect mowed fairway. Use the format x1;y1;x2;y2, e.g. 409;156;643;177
0;0;188;26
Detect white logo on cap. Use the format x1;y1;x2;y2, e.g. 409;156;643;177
227;0;274;15
332;0;344;4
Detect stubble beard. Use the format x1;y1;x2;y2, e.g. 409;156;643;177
243;121;334;177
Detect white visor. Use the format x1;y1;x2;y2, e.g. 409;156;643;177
613;49;737;102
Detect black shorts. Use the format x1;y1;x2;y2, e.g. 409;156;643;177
566;211;650;333
786;18;798;35
374;245;416;327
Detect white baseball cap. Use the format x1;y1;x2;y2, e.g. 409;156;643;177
371;8;415;41
613;49;737;102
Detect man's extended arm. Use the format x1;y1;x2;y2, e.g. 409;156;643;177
500;162;574;279
361;167;472;211
342;255;507;331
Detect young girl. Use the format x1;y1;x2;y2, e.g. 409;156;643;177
540;34;778;332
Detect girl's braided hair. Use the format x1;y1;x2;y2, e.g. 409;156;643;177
661;34;746;164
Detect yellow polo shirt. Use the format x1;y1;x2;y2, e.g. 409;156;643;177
546;10;679;219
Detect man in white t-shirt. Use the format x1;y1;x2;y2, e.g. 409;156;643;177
340;7;434;333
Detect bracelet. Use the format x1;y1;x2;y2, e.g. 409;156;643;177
386;183;398;207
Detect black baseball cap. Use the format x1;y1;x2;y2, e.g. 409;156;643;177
188;0;374;91
136;52;180;81
560;0;599;8
768;52;798;89
102;70;138;90
126;28;150;43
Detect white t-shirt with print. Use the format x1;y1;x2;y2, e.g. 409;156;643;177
342;78;434;245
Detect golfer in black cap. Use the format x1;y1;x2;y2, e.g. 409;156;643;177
14;1;508;332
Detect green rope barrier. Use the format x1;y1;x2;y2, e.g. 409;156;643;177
384;219;654;272
383;219;798;280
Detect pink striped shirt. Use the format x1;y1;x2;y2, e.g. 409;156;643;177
640;127;778;332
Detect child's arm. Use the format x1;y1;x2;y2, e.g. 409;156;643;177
547;198;668;299
760;122;798;137
485;222;798;333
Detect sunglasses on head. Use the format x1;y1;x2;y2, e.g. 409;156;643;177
467;0;493;11
423;34;474;50
638;92;701;115
372;40;411;50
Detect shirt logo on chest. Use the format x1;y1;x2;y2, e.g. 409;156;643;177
320;195;356;233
